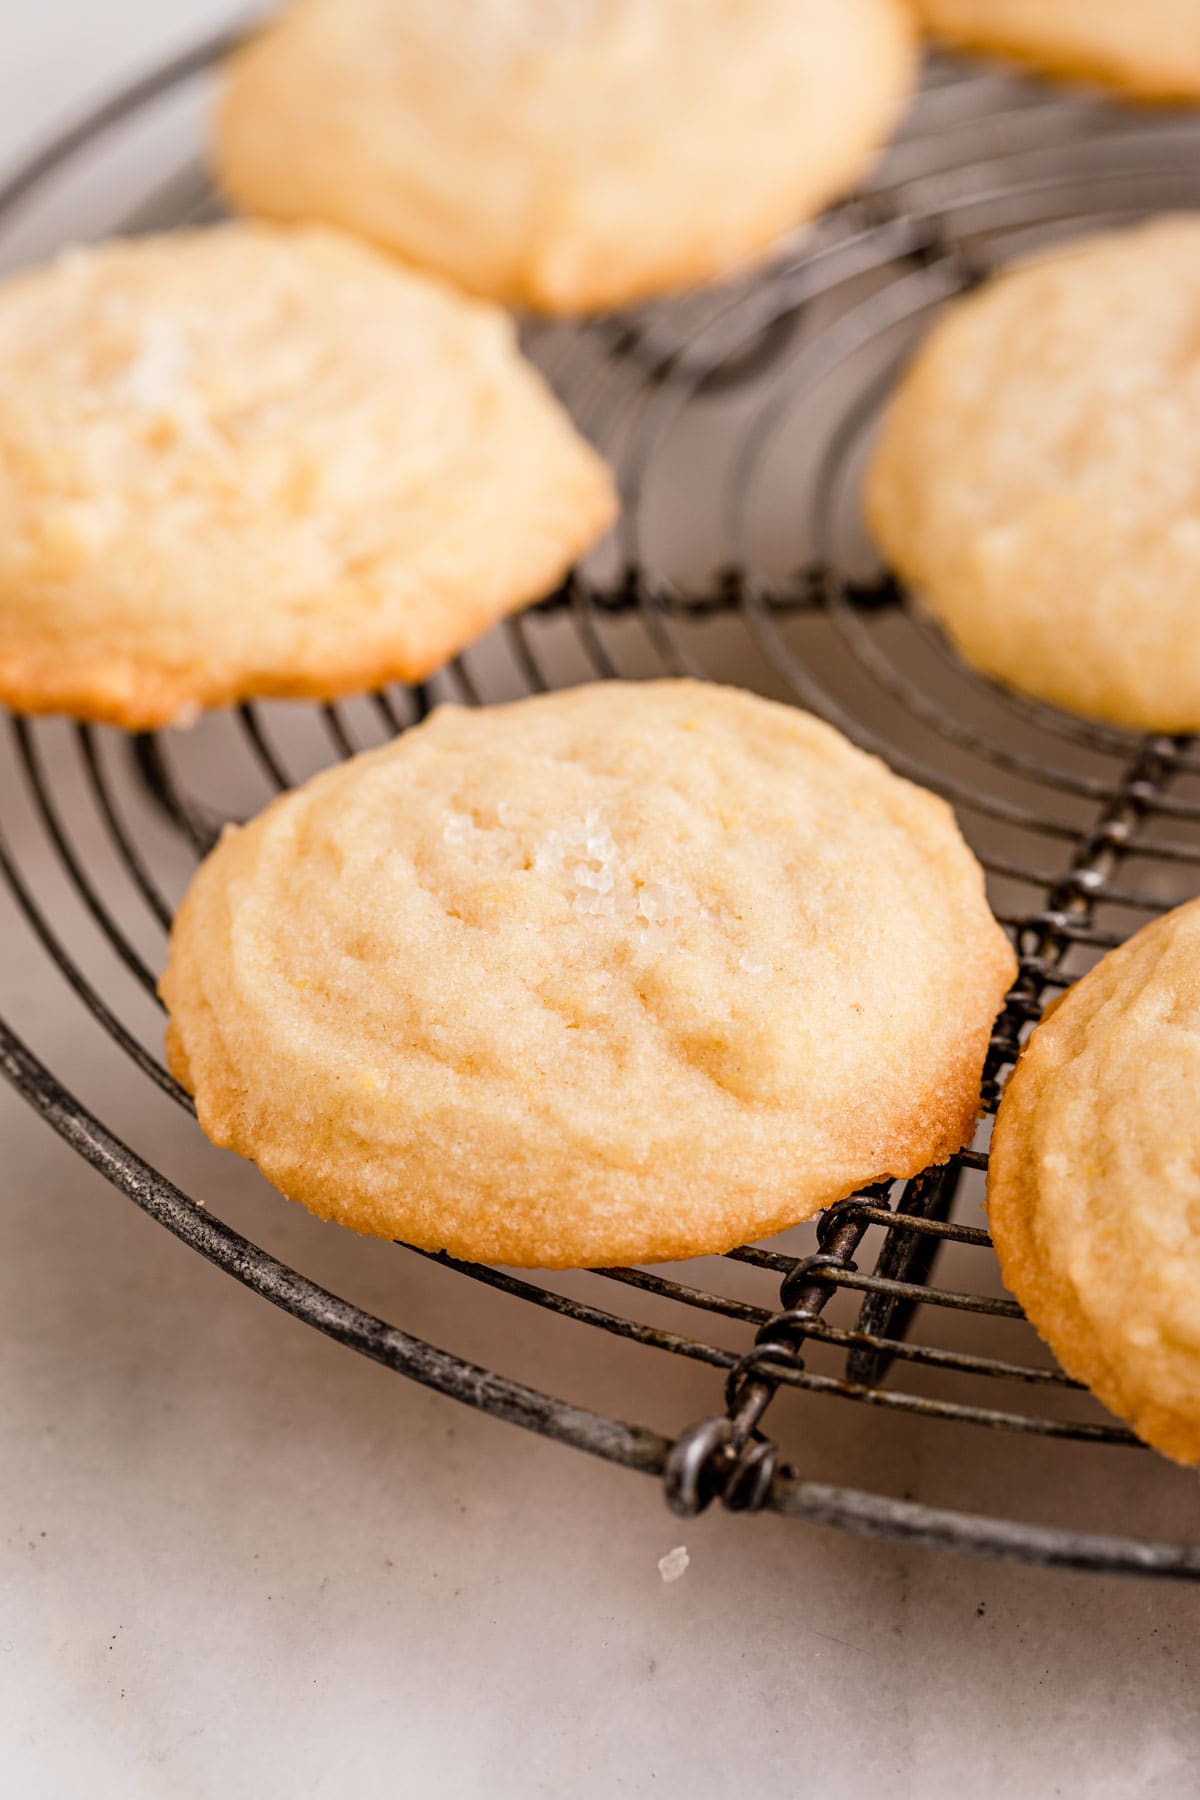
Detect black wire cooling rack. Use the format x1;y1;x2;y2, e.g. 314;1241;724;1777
5;29;1200;1579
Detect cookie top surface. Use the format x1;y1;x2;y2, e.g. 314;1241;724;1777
989;901;1200;1463
914;0;1200;100
215;0;916;314
0;223;614;728
161;679;1015;1268
866;218;1200;732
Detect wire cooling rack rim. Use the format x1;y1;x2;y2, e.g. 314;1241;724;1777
4;26;1200;1579
9;1019;1200;1581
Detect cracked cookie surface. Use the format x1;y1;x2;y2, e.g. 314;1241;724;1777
161;680;1014;1267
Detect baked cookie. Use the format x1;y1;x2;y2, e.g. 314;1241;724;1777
214;0;917;315
0;223;615;729
161;679;1015;1268
914;0;1200;101
990;901;1200;1463
866;218;1200;733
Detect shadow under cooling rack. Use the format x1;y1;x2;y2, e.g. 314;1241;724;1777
4;28;1200;1578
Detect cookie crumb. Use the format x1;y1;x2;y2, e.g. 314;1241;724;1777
658;1545;689;1584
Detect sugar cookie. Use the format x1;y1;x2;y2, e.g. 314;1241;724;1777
915;0;1200;102
215;0;916;314
990;901;1200;1463
162;680;1015;1268
867;218;1200;732
0;223;615;728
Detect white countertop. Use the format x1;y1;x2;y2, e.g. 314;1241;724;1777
3;9;1200;1797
